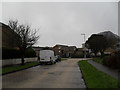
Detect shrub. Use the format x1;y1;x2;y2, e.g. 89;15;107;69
102;50;120;69
2;47;36;59
102;56;110;66
109;50;120;69
25;48;36;58
2;47;21;59
71;52;84;58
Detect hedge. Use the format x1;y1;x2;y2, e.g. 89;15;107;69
2;47;36;59
102;50;120;69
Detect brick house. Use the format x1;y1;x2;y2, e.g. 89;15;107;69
53;44;77;58
67;46;77;57
0;22;21;49
1;22;21;60
53;44;69;57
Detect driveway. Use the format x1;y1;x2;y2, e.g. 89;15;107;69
2;58;86;88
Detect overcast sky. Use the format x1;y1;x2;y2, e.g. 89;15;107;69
2;2;118;48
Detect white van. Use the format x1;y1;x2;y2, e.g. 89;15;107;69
39;50;56;64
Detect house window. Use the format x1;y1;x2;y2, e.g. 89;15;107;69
59;47;61;49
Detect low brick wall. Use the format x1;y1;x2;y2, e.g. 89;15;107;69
0;57;37;67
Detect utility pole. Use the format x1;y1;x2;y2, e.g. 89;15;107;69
81;33;86;58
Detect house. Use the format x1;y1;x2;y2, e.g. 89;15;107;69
53;44;69;57
67;46;77;57
1;22;21;60
53;44;77;58
104;47;116;55
0;22;21;49
73;48;83;58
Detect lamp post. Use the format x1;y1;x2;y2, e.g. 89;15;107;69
81;33;86;58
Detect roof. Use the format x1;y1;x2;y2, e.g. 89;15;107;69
54;44;68;47
105;48;116;52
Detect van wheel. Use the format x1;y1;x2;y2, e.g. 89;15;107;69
54;61;56;64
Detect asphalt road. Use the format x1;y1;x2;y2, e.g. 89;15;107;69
2;59;86;88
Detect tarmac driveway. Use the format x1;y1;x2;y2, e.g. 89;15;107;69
2;58;86;88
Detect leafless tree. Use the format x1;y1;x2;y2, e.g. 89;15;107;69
8;20;39;65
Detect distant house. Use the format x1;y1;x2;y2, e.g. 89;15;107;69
33;44;90;58
53;44;69;57
74;48;84;58
67;46;77;57
0;22;21;49
53;44;77;58
104;47;116;55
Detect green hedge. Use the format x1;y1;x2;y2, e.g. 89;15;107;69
102;50;120;69
25;48;36;58
2;47;21;59
2;47;36;59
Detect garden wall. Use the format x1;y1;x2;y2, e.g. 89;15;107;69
0;57;37;67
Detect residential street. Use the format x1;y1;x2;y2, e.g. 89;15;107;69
2;59;86;88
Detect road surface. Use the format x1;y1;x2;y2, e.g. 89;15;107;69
2;59;86;88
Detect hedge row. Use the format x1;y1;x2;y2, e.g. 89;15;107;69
102;50;120;69
2;47;36;59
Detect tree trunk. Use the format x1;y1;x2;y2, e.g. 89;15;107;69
20;48;25;65
100;51;104;57
21;55;25;65
94;52;97;57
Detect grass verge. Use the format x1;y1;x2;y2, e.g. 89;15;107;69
1;61;40;75
61;58;67;61
92;58;103;64
78;60;118;88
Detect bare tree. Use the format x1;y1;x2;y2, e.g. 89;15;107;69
8;20;39;65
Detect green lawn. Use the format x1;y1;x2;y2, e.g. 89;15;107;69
1;61;40;75
61;58;68;61
78;60;118;88
92;58;103;64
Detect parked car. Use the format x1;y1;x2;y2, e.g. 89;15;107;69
39;50;56;64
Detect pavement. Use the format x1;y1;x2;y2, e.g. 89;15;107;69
2;58;86;88
88;60;118;79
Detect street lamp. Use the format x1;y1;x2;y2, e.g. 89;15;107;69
81;33;86;58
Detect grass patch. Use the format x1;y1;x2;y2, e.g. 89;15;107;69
92;58;103;64
61;58;67;61
1;61;39;75
78;60;118;88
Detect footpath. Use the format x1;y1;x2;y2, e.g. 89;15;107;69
87;60;118;79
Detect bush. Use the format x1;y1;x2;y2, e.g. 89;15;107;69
2;47;36;59
102;50;120;69
25;48;36;58
102;56;110;66
71;53;84;58
108;50;120;69
2;47;21;59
